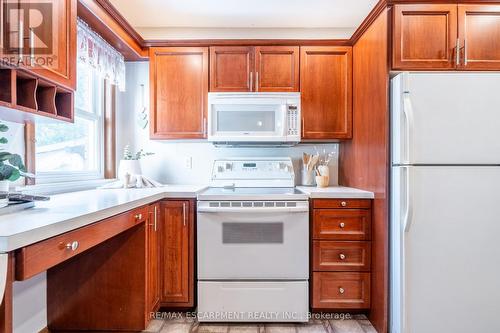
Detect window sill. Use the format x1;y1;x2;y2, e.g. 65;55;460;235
16;179;116;196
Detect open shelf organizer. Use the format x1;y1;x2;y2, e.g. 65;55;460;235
0;66;73;123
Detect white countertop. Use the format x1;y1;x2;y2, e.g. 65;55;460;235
297;186;375;199
0;185;207;252
0;185;374;252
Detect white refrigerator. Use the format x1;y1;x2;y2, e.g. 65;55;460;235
391;73;500;333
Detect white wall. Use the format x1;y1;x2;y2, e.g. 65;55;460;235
116;62;340;186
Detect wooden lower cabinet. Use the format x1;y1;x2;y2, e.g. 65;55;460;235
159;200;195;307
312;272;371;309
147;203;161;313
313;241;371;272
47;222;149;331
311;199;372;311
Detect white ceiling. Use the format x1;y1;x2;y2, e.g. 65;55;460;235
109;0;378;40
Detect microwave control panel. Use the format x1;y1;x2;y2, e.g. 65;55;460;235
287;105;299;137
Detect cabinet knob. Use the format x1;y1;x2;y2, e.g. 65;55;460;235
341;201;347;207
65;241;79;251
339;222;345;228
339;287;345;294
135;213;143;220
339;253;346;260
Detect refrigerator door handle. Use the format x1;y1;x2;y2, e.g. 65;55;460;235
402;166;414;233
402;92;414;165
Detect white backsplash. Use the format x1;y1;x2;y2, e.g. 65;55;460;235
117;62;339;186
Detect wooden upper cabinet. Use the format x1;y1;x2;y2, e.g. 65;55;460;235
210;46;254;91
458;5;500;70
255;46;299;92
209;46;299;92
159;200;194;307
393;4;458;70
300;46;352;140
149;47;208;139
31;0;77;90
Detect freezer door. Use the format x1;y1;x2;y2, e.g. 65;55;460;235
392;73;500;165
391;166;500;333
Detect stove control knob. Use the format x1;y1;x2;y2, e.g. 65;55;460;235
218;166;224;173
225;163;233;170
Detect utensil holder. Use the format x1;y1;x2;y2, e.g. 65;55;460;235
301;168;316;186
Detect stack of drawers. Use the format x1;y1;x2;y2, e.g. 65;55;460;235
311;199;372;310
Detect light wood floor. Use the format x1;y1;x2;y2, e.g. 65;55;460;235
143;314;376;333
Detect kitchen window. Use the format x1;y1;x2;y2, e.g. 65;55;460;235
35;62;104;183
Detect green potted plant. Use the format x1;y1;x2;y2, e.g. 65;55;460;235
118;145;154;184
0;121;32;207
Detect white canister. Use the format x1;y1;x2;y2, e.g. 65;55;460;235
0;180;9;208
317;165;330;177
118;160;142;186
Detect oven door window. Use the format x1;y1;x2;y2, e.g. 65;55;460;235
213;104;283;134
222;222;283;244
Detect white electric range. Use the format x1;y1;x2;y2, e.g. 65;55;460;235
196;158;309;322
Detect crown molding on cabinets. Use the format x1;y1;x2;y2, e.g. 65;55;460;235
92;0;145;45
77;0;500;60
350;0;388;44
77;0;148;60
143;39;351;47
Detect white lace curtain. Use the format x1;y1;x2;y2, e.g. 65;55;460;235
77;18;126;91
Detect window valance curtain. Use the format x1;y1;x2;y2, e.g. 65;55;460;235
77;18;126;91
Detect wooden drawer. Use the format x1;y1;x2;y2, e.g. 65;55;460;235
313;199;371;209
312;272;370;309
16;206;147;281
130;206;149;224
313;209;371;240
313;241;371;272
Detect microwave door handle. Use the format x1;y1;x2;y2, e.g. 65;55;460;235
282;105;288;137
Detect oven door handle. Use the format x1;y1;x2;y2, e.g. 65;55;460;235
197;207;309;213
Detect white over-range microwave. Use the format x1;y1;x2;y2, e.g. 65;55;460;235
207;92;301;144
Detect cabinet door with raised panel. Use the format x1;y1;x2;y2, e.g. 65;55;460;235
210;46;254;91
159;200;194;307
458;5;500;70
255;46;299;92
31;0;77;90
393;4;458;70
149;47;208;139
147;203;160;314
300;46;352;140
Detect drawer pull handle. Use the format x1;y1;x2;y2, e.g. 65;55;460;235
341;201;347;207
339;222;345;228
339;287;345;294
339;253;346;260
65;241;79;251
135;213;143;220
